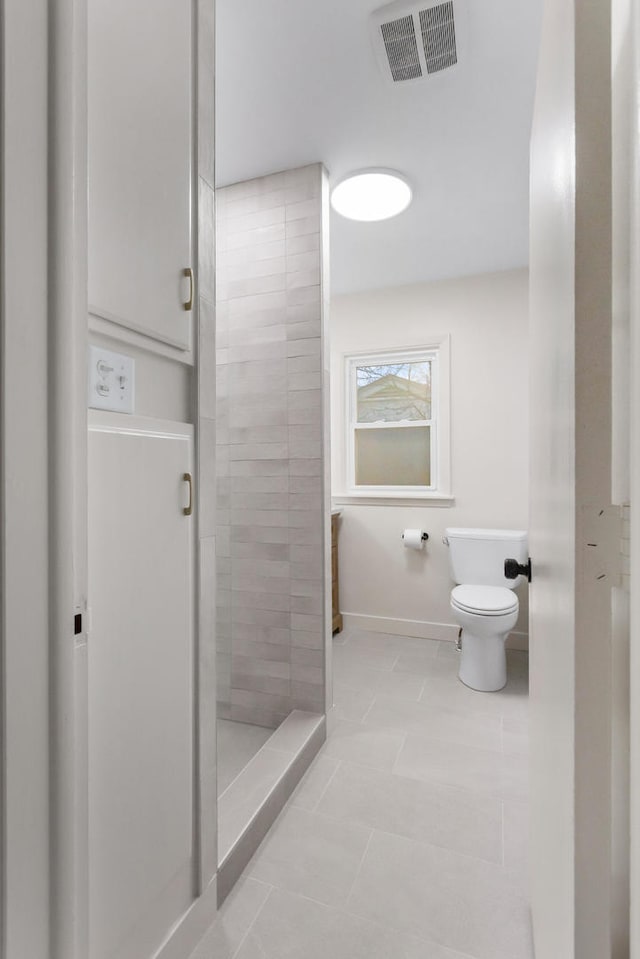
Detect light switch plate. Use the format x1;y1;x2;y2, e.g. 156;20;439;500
88;345;135;413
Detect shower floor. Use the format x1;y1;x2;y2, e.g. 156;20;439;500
217;719;274;796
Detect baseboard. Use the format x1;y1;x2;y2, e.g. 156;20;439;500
341;612;529;651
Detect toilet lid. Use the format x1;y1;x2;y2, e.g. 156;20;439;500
451;585;518;615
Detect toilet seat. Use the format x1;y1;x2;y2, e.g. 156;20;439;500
451;584;518;616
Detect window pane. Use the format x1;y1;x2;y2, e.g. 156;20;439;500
356;361;431;422
355;426;431;486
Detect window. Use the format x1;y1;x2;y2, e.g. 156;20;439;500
344;340;451;501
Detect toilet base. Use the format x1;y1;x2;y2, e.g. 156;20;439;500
458;629;507;692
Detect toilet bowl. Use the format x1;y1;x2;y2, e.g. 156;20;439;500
445;528;528;692
450;585;519;691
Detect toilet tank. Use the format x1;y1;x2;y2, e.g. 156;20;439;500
445;528;528;588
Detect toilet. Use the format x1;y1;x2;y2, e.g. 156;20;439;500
444;527;528;692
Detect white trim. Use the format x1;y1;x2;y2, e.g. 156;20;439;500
340;612;529;649
88;409;194;442
343;336;451;498
89;312;195;367
334;493;455;507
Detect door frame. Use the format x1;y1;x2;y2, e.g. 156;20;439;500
629;0;640;949
1;1;53;957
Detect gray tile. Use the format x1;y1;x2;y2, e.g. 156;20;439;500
502;716;529;756
316;762;503;864
235;887;471;959
218;748;293;861
286;233;320;255
348;831;533;959
332;683;376;722
503;800;529;891
364;698;503;752
506;649;529;676
334;659;415;697
419;677;510;719
266;710;324;755
250;806;371;907
189;878;271;959
225;206;285;236
394;651;457;679
289;755;340;811
219;239;286;267
217;720;274;796
394;734;529;801
322;720;406;771
333;640;398;672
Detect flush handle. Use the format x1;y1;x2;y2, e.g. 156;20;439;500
504;557;532;582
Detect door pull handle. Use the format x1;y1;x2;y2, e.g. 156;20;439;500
183;267;194;311
183;472;193;516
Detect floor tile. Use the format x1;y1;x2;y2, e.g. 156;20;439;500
506;649;530;676
333;643;398;672
437;640;459;660
363;697;502;752
503;800;529;895
331;657;395;693
333;682;376;721
366;669;426;702
235;887;477;959
348;830;534;959
316;761;503;863
189;878;271;959
322;720;406;770
502;716;529;756
394;733;528;801
394;651;458;680
289;755;340;811
419;676;521;720
249;805;372;906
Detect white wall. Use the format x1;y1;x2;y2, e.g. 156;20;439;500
330;268;529;640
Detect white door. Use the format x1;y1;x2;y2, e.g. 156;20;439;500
88;0;193;351
529;1;616;956
88;414;194;959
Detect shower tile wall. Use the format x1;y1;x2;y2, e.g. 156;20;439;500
216;164;329;728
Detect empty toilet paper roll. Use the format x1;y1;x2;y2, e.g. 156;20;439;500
403;529;426;550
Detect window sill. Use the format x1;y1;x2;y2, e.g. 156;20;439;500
333;492;455;508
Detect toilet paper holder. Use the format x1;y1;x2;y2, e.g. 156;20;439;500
402;531;429;541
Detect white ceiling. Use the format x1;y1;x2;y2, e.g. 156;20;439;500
215;0;543;295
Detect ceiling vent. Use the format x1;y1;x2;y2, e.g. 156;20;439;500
371;0;464;85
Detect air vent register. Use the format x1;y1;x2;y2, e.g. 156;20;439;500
371;0;463;84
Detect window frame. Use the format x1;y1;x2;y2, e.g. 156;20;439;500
341;338;452;505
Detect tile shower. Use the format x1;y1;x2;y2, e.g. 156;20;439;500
214;163;331;894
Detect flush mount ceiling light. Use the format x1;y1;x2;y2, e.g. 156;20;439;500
330;170;412;222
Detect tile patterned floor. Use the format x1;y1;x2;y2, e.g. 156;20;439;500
196;627;532;959
217;719;274;796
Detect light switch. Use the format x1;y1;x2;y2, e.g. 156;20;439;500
88;345;135;413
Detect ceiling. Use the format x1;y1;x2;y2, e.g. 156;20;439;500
215;0;543;295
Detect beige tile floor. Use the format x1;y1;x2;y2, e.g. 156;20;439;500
195;627;532;959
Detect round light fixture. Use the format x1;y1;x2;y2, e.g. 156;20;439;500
330;170;412;222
